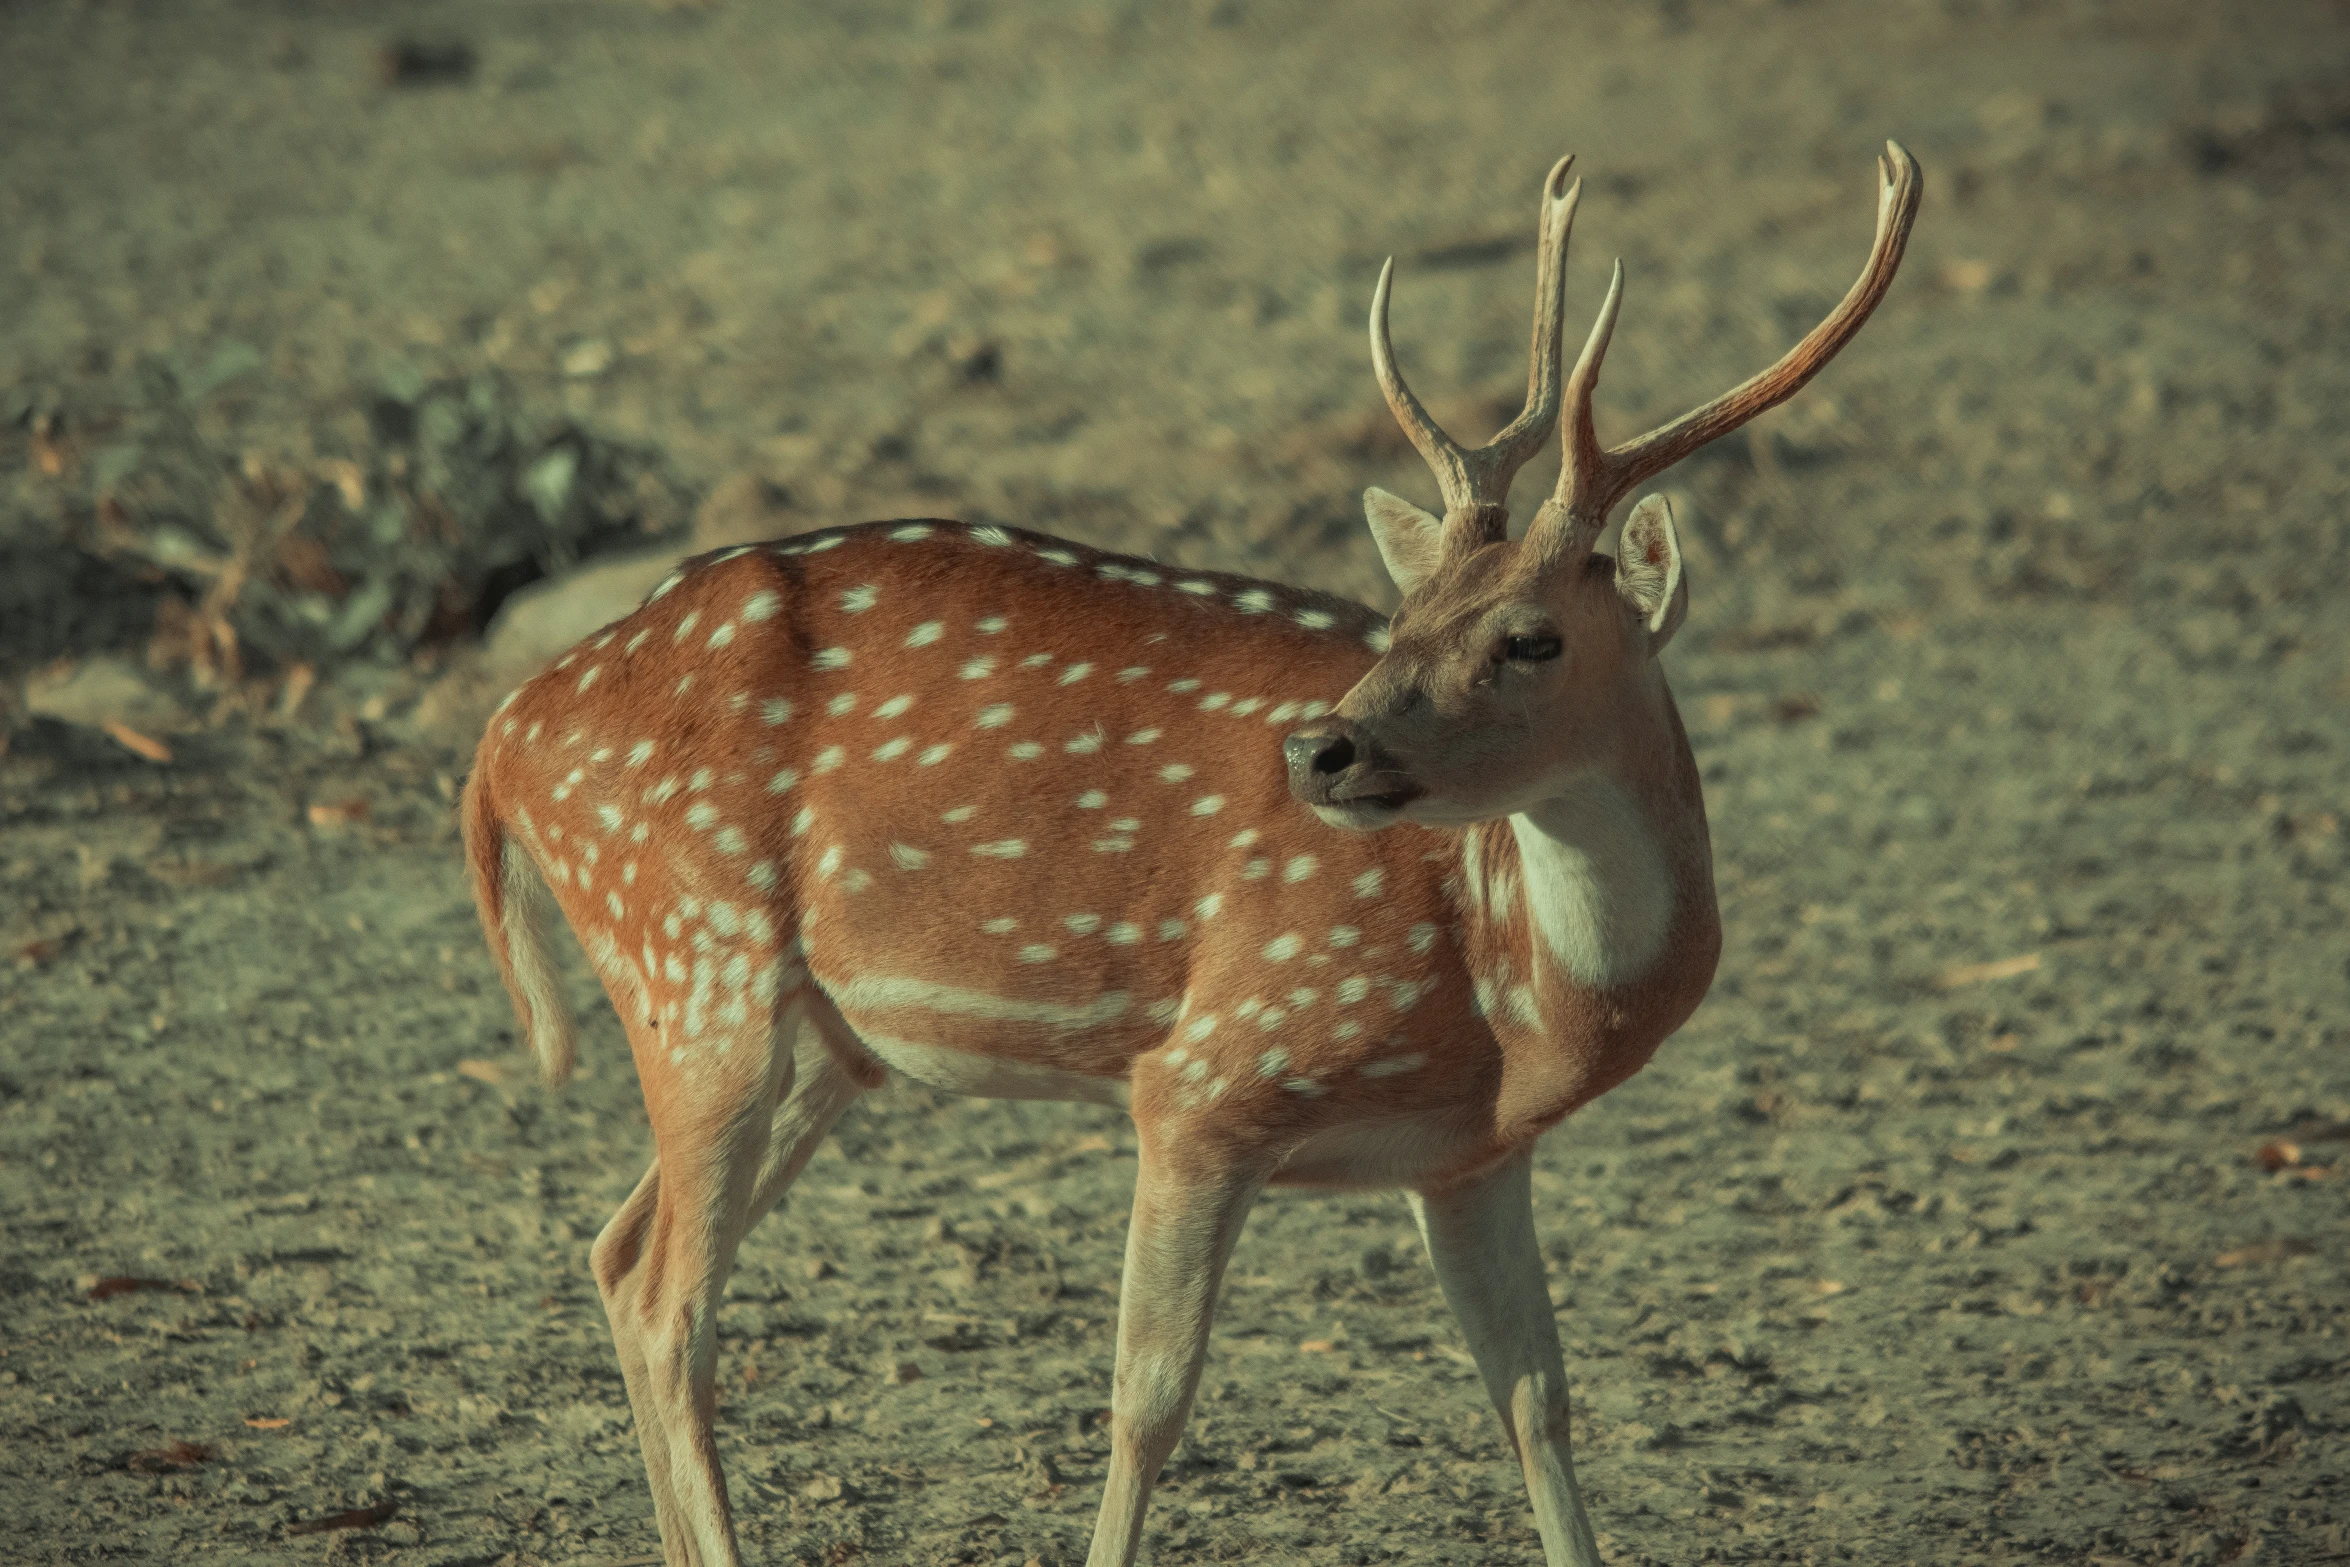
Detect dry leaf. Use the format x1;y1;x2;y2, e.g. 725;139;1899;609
1938;953;2041;989
306;798;370;828
2213;1238;2315;1269
1066;1133;1113;1155
2255;1140;2303;1172
101;720;173;763
454;1058;509;1085
244;1416;292;1430
285;1500;397;1536
126;1440;215;1474
87;1275;194;1301
1299;1339;1336;1354
277;663;317;722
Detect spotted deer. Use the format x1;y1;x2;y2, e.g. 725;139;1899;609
461;144;1920;1567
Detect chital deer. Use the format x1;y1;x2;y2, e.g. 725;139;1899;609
461;144;1919;1567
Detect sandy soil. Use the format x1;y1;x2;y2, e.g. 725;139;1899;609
2;2;2346;1563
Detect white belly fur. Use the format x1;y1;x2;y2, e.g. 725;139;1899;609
854;1030;1131;1109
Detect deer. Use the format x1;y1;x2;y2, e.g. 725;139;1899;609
460;143;1920;1567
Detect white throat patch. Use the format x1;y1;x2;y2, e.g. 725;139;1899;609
1507;776;1674;990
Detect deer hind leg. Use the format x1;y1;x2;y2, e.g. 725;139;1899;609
743;989;879;1230
1408;1146;1602;1567
592;1013;796;1567
1083;1137;1271;1567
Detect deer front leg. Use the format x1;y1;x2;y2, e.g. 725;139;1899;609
1409;1146;1602;1567
1083;1142;1270;1567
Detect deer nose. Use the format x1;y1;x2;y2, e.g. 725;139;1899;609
1283;721;1365;799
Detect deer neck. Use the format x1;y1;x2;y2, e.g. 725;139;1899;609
1458;692;1712;1005
1502;778;1677;992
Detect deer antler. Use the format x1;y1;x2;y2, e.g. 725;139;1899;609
1371;154;1583;546
1531;140;1923;561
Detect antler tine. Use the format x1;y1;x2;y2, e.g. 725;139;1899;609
1479;156;1583;481
1550;255;1626;535
1537;141;1924;556
1370;156;1584;539
1369;257;1475;514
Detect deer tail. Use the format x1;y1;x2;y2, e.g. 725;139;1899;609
460;758;578;1088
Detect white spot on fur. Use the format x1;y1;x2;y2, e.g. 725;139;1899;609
828;692;858;716
1361;1053;1426;1078
875;694;913;719
766;767;800;794
1057;662;1093;685
960;656;996;680
1194;893;1223;921
1159;763;1194;782
1191;795;1225;815
1077;790;1108;809
982;916;1018;934
841;584;879;613
1106;922;1142;945
708;622;736;650
1353;868;1384;898
975;704;1014;729
814;647;851;670
890;842;930;870
907;621;944;648
1284;855;1318;883
919;743;953;765
972;839;1027;858
762;698;793;726
1263;934;1302;961
943;805;978;823
626;740;655;767
811;745;845;773
743;589;780;621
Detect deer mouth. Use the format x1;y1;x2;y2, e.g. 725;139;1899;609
1307;776;1424;828
1329;779;1422;811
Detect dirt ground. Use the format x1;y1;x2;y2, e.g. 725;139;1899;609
3;1;2347;1563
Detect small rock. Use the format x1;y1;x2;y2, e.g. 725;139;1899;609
22;656;196;737
692;471;799;552
560;339;614;378
482;550;681;683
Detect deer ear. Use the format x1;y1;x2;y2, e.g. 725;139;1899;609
1614;494;1688;652
1363;487;1444;595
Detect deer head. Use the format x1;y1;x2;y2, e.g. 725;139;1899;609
1287;143;1921;829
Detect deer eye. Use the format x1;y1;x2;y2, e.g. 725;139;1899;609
1501;634;1563;664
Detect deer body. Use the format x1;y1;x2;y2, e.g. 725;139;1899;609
463;145;1917;1567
